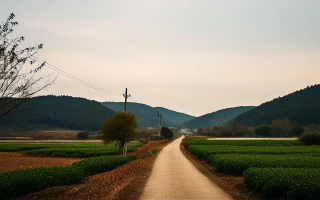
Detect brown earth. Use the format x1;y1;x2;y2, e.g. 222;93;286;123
0;152;82;173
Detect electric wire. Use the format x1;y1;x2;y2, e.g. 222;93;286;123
0;35;123;96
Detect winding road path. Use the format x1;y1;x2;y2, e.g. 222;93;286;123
140;136;233;200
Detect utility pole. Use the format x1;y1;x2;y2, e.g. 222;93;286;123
158;112;163;136
122;88;131;156
123;88;131;113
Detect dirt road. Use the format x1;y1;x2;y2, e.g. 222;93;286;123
140;136;233;200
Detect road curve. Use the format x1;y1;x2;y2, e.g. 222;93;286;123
140;136;233;200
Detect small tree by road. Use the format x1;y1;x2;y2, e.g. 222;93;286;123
254;124;272;137
100;112;137;155
161;127;174;139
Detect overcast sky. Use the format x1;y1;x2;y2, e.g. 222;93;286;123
1;1;320;116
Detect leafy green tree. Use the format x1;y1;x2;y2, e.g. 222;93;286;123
161;127;174;139
254;124;272;137
100;112;137;155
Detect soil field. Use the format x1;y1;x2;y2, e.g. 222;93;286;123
0;152;82;173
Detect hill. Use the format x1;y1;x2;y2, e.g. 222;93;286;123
0;96;115;131
101;102;194;127
230;84;320;127
183;106;254;128
154;107;194;126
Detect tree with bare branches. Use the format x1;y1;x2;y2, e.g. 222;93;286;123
0;13;56;118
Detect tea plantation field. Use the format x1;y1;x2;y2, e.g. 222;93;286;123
184;139;320;199
0;141;142;199
0;142;142;157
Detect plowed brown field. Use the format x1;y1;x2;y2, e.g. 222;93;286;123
0;152;82;173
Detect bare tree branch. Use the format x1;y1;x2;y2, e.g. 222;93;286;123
0;13;56;119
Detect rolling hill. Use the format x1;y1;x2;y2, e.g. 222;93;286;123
183;106;254;128
0;96;115;131
230;84;320;127
101;102;194;127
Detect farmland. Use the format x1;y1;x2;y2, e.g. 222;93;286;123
0;141;142;199
184;139;320;199
0;141;142;157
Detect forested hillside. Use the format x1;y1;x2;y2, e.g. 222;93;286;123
230;84;320;127
101;102;194;127
154;107;194;126
183;106;254;128
0;96;115;131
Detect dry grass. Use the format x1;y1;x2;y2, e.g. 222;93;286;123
0;152;82;173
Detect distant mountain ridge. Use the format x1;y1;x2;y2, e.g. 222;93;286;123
183;106;255;128
101;102;194;128
0;96;115;131
230;84;320;127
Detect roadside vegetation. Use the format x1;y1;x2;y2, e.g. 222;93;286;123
184;138;320;199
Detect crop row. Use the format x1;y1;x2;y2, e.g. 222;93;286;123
0;155;136;200
207;154;320;175
243;168;320;199
187;145;320;159
183;139;302;149
0;142;142;157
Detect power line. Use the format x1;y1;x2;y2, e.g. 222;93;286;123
0;36;123;96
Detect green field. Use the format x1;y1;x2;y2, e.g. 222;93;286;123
0;142;142;157
184;138;320;199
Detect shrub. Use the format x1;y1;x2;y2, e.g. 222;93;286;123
207;154;320;175
161;127;174;139
0;165;85;200
254;124;271;136
292;126;305;136
150;135;163;141
183;139;302;149
299;131;320;145
77;131;89;139
72;155;136;176
243;168;320;199
187;145;320;160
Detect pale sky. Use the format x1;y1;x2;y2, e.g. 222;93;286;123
1;1;320;116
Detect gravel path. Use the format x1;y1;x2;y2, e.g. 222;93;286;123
140;136;233;200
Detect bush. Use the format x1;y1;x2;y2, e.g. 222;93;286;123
72;155;136;176
187;145;319;160
150;135;163;141
243;168;320;199
207;154;320;175
254;124;271;136
299;131;320;145
292;126;305;136
0;165;85;200
161;127;174;139
77;131;89;139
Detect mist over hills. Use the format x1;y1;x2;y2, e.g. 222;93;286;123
183;106;255;128
230;84;320;127
0;96;115;131
101;102;194;128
